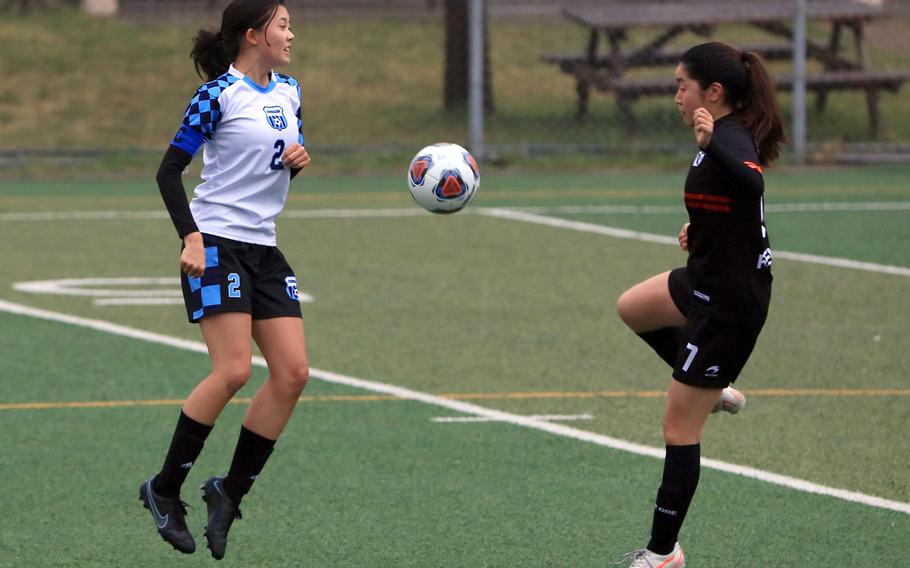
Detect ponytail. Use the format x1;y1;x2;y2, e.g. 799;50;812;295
738;51;785;165
191;28;232;82
680;42;787;166
190;0;284;82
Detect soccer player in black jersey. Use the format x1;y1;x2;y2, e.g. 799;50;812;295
616;42;785;568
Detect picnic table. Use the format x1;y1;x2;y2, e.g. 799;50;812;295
542;0;909;136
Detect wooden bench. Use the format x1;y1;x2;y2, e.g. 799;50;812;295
542;44;794;70
552;67;910;136
543;1;904;138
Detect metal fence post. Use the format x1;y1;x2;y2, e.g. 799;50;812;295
468;0;484;160
793;0;807;165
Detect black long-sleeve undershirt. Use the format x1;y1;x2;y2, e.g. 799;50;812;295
156;145;198;239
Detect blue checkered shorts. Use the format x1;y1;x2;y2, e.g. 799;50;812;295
180;233;303;323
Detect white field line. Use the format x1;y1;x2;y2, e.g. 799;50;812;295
2;201;910;222
432;413;594;423
0;211;171;221
0;209;427;222
479;208;910;277
1;297;908;516
14;277;315;305
14;277;182;297
8;205;906;276
93;298;185;306
282;208;428;219
507;201;910;215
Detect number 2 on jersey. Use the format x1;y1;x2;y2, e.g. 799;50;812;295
270;140;285;171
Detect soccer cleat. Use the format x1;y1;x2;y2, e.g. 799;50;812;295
711;386;746;414
624;542;686;567
201;476;243;560
138;476;195;554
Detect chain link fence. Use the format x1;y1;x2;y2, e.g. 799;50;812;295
2;0;908;167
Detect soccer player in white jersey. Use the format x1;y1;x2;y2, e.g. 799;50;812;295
139;0;311;559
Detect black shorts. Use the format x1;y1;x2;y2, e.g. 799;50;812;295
667;267;763;388
667;266;692;317
180;233;303;324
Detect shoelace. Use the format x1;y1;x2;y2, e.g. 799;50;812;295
613;549;648;567
173;501;193;529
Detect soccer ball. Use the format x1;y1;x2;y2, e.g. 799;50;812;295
407;143;479;214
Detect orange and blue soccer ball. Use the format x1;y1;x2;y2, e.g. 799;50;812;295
407;143;479;214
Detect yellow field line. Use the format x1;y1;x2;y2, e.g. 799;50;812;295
2;388;909;411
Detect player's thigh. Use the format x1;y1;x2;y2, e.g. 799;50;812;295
252;317;308;381
199;312;253;376
617;271;686;332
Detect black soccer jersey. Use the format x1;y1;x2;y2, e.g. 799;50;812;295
682;114;772;323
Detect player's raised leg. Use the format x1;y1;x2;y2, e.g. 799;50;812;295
617;271;687;368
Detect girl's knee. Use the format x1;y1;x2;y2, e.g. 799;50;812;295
217;365;252;394
617;287;648;330
274;363;309;396
616;289;636;325
662;415;703;446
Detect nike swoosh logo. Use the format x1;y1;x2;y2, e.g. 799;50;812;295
146;480;169;529
213;479;225;497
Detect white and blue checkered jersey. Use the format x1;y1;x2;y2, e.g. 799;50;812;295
170;64;303;246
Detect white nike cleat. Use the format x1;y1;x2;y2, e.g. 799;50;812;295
625;542;686;567
711;386;746;414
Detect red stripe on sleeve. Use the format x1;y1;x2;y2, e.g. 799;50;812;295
684;192;732;204
685;201;731;213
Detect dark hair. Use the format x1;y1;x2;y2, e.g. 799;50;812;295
190;0;285;82
680;42;786;165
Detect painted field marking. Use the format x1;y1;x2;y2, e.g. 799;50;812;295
4;388;909;412
432;413;594;423
478;208;910;277
0;298;907;516
3;201;909;222
500;201;910;215
3;205;906;275
13;277;314;306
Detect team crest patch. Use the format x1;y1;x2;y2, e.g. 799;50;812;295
285;276;299;300
692;151;705;167
264;106;288;131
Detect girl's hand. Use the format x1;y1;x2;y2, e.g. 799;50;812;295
181;232;206;278
282;143;311;170
678;222;690;251
693;107;714;149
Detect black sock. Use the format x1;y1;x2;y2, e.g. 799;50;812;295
637;327;684;368
154;410;213;498
647;444;701;555
222;426;276;505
